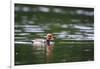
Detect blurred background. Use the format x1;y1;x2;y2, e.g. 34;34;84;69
14;4;94;65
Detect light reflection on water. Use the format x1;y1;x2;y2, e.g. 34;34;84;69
15;4;94;65
15;24;93;40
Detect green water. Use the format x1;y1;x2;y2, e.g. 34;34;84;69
15;4;94;65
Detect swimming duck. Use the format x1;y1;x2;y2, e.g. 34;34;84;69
32;33;55;48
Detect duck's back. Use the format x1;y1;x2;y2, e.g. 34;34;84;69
32;39;45;47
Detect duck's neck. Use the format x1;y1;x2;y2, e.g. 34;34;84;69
46;39;50;46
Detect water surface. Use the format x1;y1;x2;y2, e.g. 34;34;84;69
15;4;94;65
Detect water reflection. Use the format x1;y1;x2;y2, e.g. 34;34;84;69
38;7;50;12
22;6;31;12
15;4;94;65
15;41;32;45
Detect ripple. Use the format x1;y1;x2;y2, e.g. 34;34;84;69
15;41;32;45
38;7;50;12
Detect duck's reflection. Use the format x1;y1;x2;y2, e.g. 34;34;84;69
46;45;54;63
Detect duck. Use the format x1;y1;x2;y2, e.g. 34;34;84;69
31;33;55;49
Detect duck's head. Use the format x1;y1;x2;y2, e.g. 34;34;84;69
46;33;54;40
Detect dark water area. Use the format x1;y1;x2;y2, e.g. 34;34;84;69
14;4;94;65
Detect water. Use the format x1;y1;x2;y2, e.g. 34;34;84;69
15;4;94;65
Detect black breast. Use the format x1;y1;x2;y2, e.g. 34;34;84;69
46;40;50;46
